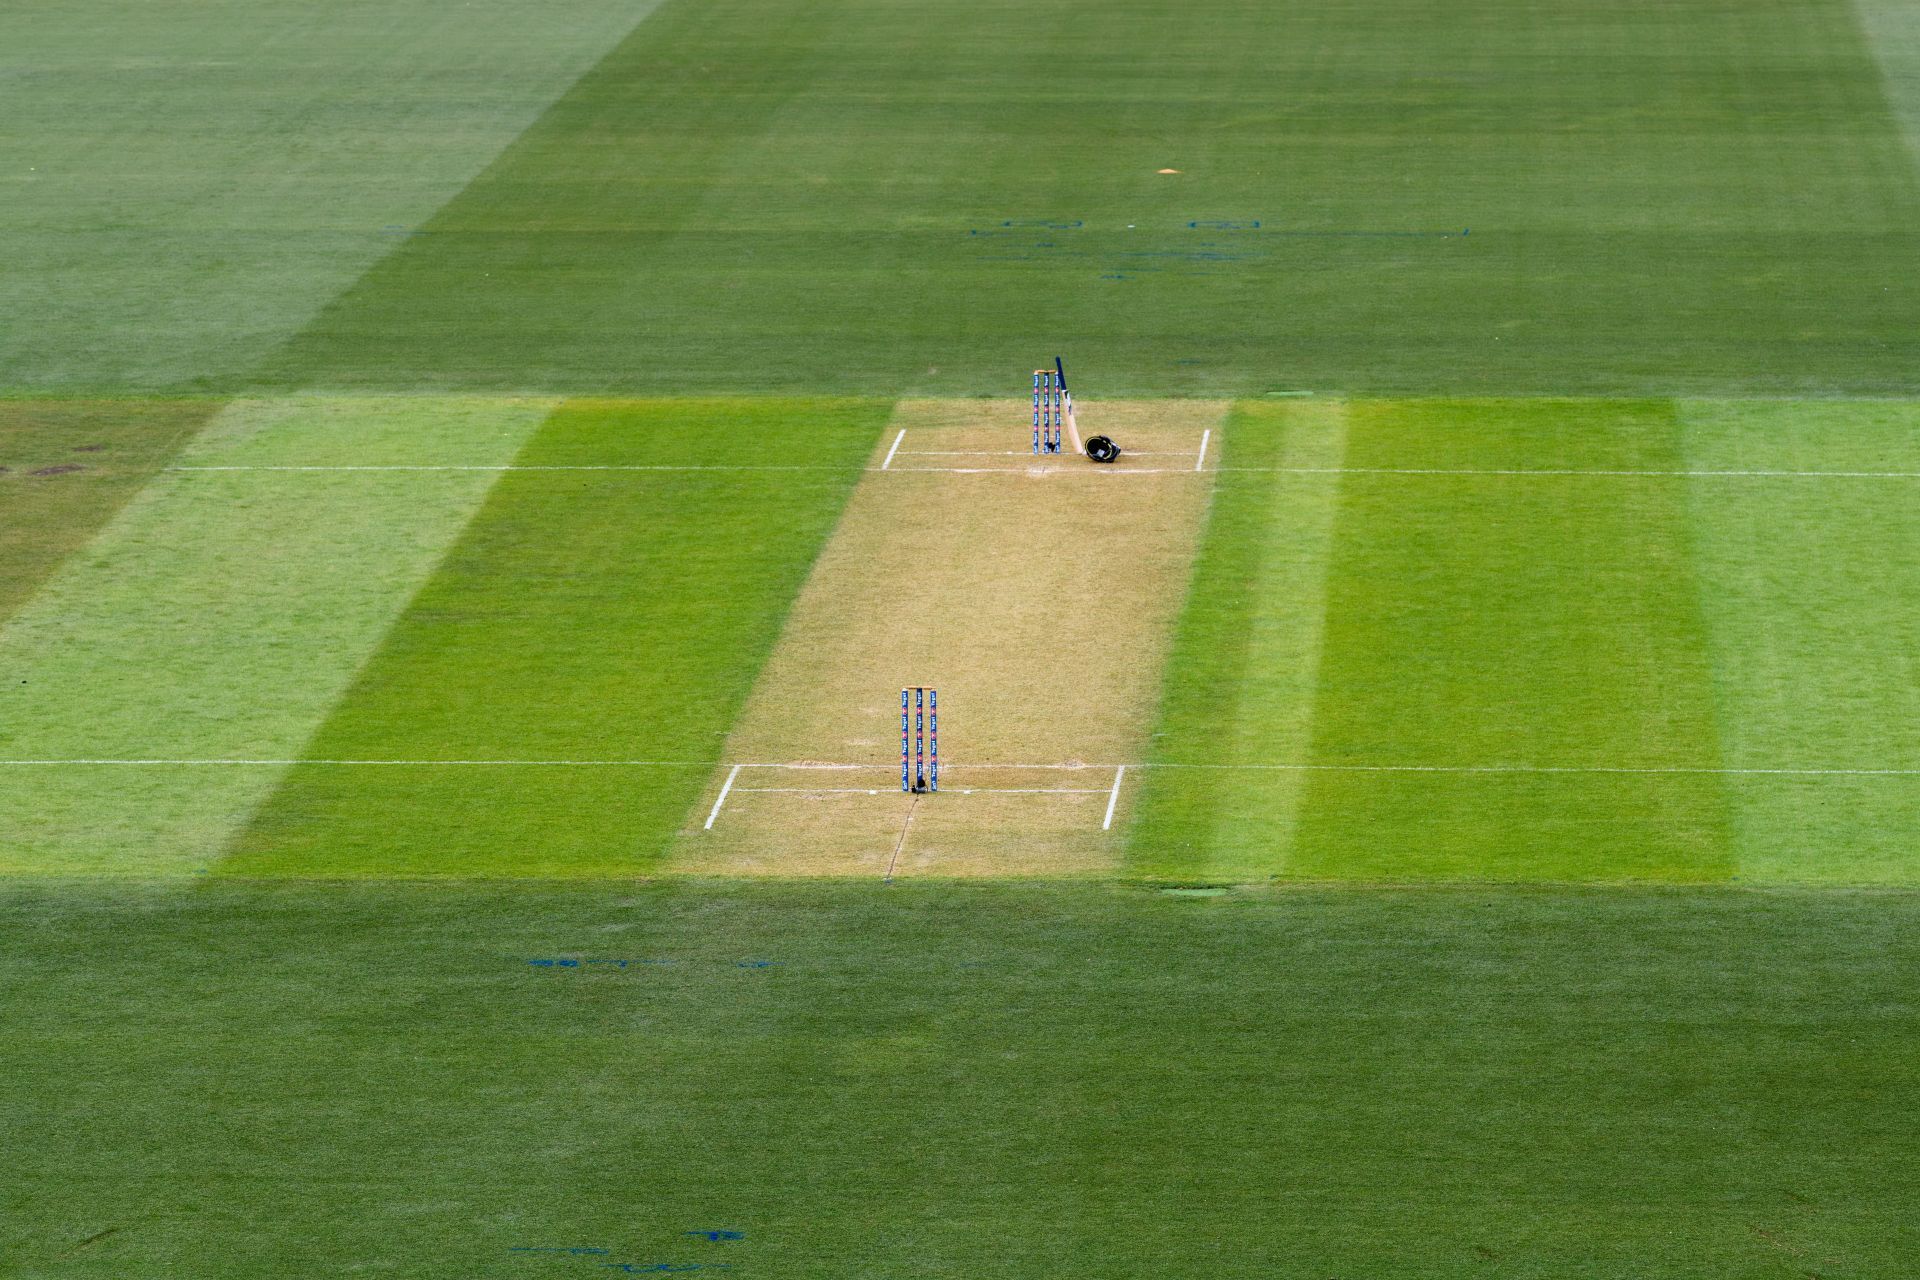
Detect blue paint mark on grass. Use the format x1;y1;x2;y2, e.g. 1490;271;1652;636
526;958;780;970
510;1245;612;1255
1267;228;1462;238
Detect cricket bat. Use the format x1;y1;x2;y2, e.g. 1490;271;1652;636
1054;356;1085;456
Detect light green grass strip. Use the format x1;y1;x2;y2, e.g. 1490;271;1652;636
0;0;659;390
1290;400;1735;883
1125;400;1347;880
0;396;555;874
1681;398;1920;883
1856;0;1920;168
220;397;890;878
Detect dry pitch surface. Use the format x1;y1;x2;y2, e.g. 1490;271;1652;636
677;399;1225;877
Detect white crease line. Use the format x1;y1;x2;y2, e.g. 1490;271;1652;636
1195;429;1211;472
735;762;1113;771
704;764;742;830
885;466;1208;475
738;786;1106;795
1103;765;1127;829
880;429;905;470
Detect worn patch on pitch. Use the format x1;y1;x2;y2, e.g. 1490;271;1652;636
676;399;1225;877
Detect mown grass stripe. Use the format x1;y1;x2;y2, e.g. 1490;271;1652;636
1290;399;1736;883
1125;399;1347;881
1855;0;1920;171
1680;398;1920;883
0;396;557;875
219;397;890;877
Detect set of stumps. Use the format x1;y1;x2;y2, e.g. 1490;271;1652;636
902;685;937;793
1033;356;1121;463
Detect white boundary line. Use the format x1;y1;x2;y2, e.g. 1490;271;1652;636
1195;430;1210;472
1216;467;1920;479
10;758;1920;777
0;758;712;766
168;463;1211;477
164;462;1920;480
1103;765;1127;829
168;464;851;473
880;430;905;470
703;764;742;830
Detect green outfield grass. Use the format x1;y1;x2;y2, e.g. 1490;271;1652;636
3;881;1918;1279
256;0;1920;398
0;0;656;390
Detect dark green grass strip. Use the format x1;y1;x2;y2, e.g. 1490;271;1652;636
0;399;216;625
218;397;888;877
1292;400;1734;881
3;880;1917;1277
258;0;1920;397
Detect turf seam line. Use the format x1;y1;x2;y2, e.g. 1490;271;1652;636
883;796;918;883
